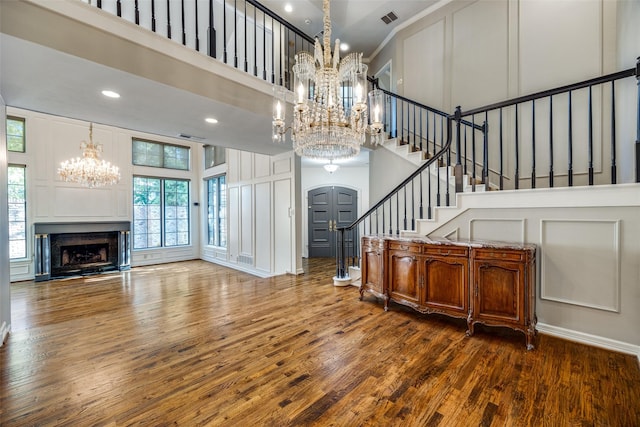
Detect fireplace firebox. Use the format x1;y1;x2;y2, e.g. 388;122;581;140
34;222;131;281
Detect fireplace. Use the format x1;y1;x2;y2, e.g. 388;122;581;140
34;222;131;281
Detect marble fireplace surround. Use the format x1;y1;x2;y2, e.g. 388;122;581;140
34;222;131;282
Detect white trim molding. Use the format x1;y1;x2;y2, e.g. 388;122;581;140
537;323;640;358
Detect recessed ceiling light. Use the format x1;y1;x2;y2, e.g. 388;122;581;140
205;117;218;124
340;43;349;51
284;3;293;13
101;90;120;98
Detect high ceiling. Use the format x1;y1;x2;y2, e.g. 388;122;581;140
259;0;441;59
0;0;440;165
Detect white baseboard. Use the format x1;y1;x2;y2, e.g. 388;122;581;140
0;321;10;347
537;323;640;360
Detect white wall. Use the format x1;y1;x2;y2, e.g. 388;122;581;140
0;96;10;345
301;163;370;258
7;107;202;281
370;0;637;187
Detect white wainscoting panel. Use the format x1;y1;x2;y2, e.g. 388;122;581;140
403;19;445;108
540;219;620;312
274;178;292;274
53;187;114;217
254;182;271;272
451;0;508;107
254;154;271;179
240;184;253;257
273;157;291;175
469;218;525;243
240;151;253;182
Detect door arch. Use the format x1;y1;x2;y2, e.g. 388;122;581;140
307;186;358;258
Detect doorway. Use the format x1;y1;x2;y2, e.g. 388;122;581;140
307;186;358;257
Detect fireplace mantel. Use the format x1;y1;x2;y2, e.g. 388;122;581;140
34;221;131;281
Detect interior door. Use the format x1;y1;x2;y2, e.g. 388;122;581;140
308;186;358;258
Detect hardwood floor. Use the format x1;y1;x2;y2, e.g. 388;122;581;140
1;259;639;426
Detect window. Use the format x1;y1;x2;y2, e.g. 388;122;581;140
7;117;25;152
132;139;189;170
133;176;191;249
204;145;226;169
207;175;226;247
8;165;26;259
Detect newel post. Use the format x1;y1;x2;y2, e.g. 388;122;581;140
635;57;640;182
454;106;464;193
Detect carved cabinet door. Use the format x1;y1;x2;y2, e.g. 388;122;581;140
361;239;384;295
388;250;421;307
422;253;469;316
472;259;526;325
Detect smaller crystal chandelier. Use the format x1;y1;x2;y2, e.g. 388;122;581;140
272;0;385;161
58;123;121;188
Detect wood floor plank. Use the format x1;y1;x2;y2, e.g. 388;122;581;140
1;259;639;426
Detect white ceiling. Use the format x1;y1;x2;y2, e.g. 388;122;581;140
0;0;440;167
259;0;441;58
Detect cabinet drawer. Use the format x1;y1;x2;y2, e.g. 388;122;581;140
473;249;525;261
424;246;468;257
388;242;421;253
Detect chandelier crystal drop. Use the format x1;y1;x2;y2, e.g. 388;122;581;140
272;0;385;160
58;123;121;188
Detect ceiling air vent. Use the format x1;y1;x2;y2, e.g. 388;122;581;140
381;11;398;25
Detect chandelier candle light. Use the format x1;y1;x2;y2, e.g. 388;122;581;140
272;0;385;160
58;123;121;188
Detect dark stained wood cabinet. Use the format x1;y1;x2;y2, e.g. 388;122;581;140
360;235;536;349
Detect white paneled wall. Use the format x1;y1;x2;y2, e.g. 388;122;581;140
7;107;202;280
208;149;297;277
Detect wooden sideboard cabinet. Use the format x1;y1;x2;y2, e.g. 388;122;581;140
359;235;536;349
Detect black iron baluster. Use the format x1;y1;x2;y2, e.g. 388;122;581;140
403;187;407;231
419;107;423;152
181;0;186;45
194;0;199;51
151;0;156;32
253;4;258;76
419;171;423;220
413;104;416;151
471;115;476;192
427;164;432;220
234;0;238;68
437;116;442;207
278;22;283;86
388;199;392;235
611;80;617;184
117;0;121;17
425;110;429;157
568;91;573;186
166;0;172;39
223;0;227;63
263;11;267;80
588;85;594;185
531;99;536;188
271;17;275;84
97;0;102;9
207;0;215;58
483;115;489;191
549;96;554;187
395;193;399;235
411;179;415;230
499;107;504;190
244;0;248;72
400;101;404;144
134;0;140;25
433;114;437;155
463;124;468;176
514;103;520;190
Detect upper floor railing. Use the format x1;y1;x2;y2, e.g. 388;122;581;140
83;0;314;88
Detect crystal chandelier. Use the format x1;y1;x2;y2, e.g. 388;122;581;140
58;123;121;188
272;0;385;160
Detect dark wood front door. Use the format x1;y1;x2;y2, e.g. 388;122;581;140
308;186;358;258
